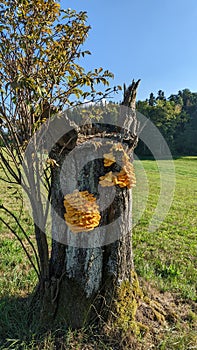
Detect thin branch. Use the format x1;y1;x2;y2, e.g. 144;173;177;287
0;216;40;278
0;205;41;276
0;95;24;164
0;177;18;184
0;152;21;183
0;134;22;180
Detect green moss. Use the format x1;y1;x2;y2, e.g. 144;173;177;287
114;271;146;335
113;271;167;335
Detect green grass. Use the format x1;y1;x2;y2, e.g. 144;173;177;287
0;182;37;298
133;156;197;301
0;156;196;349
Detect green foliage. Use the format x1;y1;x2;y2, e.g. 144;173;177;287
137;98;180;147
0;0;115;147
67;100;120;125
0;1;117;265
136;89;197;156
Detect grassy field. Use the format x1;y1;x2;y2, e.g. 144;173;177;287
0;156;196;349
133;156;197;301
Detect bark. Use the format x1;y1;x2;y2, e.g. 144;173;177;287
39;80;140;328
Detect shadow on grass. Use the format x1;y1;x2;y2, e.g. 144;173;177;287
1;291;197;350
0;295;111;350
0;296;94;350
0;295;52;349
0;296;30;347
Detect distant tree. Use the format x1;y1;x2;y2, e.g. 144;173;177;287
169;93;183;106
156;90;166;101
178;89;197;108
137;97;182;154
172;89;197;154
148;92;156;106
174;122;197;155
137;88;197;156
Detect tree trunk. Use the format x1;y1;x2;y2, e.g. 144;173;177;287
40;80;140;328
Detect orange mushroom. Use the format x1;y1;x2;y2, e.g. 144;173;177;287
111;143;124;152
103;152;116;167
116;163;136;189
64;190;101;233
100;143;136;189
99;171;117;187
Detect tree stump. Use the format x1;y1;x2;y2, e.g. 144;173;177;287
40;80;140;328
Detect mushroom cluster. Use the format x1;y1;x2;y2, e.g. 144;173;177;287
99;171;117;187
103;152;116;167
116;162;136;188
111;143;124;152
99;143;136;189
64;190;101;233
103;143;124;168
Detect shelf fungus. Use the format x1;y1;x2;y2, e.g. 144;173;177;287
99;171;117;187
111;143;124;152
103;152;116;167
116;162;136;189
100;144;136;189
63;190;101;233
103;144;124;168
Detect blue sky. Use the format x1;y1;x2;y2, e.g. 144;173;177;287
62;0;197;101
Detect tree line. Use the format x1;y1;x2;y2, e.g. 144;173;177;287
66;87;197;157
136;89;197;156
